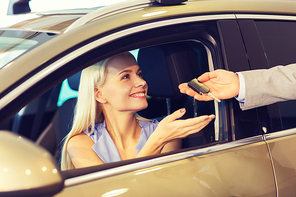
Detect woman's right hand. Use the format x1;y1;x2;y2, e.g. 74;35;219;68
179;69;240;101
154;108;215;144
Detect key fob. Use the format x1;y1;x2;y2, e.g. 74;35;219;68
188;78;209;94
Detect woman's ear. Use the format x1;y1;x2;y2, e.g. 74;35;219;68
94;87;107;104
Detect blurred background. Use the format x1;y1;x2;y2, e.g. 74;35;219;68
0;0;129;27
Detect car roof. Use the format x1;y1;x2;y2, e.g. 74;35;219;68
2;8;97;33
1;0;296;96
3;0;296;33
55;0;296;33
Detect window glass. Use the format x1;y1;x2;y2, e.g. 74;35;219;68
255;21;296;67
0;30;57;69
57;79;78;107
0;37;37;67
255;20;296;130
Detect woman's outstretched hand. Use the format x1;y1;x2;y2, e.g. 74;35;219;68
179;69;240;101
155;108;215;142
136;108;215;157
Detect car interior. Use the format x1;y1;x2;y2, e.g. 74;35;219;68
0;40;216;169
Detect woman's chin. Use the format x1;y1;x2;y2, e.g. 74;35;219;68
136;102;148;112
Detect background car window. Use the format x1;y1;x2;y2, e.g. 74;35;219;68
255;20;296;130
0;30;57;69
0;37;37;67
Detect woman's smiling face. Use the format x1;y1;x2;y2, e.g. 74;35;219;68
96;53;148;113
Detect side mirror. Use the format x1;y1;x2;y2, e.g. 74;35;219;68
0;131;64;197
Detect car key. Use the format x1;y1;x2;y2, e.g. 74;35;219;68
188;78;221;102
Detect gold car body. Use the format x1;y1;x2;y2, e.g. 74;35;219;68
1;0;296;196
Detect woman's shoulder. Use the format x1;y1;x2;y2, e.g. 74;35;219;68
67;133;104;167
67;133;94;153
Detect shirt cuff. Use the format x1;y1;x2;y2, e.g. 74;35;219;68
235;72;246;103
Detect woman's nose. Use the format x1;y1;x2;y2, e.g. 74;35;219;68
135;78;147;88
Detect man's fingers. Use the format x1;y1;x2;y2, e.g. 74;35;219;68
197;72;211;82
193;93;214;101
178;83;190;94
178;83;188;89
179;81;216;101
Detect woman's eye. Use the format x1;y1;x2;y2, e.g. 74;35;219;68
123;74;130;79
137;72;143;78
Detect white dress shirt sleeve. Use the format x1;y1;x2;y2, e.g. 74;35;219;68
235;72;246;105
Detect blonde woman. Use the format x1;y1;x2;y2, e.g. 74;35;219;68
61;52;215;170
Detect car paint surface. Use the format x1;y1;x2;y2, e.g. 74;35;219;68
8;14;85;33
56;139;275;196
265;130;296;196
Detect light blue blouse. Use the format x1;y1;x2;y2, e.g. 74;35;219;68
83;120;159;163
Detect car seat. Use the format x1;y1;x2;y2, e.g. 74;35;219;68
35;72;81;159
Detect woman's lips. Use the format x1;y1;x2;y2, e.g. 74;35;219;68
130;92;146;98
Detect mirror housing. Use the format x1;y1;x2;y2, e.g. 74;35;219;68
0;131;63;197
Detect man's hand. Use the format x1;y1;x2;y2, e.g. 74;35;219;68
179;69;240;101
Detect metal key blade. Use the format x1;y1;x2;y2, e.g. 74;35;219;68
208;92;221;102
188;78;221;102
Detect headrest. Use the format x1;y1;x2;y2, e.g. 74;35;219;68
67;71;81;91
138;43;200;98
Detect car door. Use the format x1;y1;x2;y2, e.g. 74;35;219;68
237;15;296;196
57;139;274;197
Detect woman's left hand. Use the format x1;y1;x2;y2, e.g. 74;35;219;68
154;108;215;143
136;108;215;157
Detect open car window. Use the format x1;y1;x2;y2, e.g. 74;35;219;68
0;18;231;177
2;40;224;172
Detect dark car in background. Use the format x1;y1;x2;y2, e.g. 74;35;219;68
1;0;296;196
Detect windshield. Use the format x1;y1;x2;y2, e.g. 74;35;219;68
0;30;57;69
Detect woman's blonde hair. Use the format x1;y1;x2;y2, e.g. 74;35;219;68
60;52;150;170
